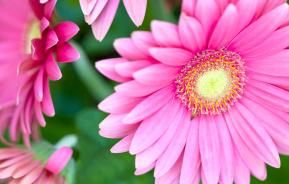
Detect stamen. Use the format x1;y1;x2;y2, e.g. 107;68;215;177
176;49;245;115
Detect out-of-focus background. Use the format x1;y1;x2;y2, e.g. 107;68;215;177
44;0;289;183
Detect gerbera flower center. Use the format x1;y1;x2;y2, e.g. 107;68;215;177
176;49;245;115
25;20;41;54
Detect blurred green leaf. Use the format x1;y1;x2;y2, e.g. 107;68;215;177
73;42;113;101
75;109;153;184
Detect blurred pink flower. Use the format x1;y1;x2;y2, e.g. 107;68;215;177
80;0;147;41
0;146;72;184
96;0;289;183
0;0;79;145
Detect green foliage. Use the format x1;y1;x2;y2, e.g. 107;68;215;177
75;109;153;183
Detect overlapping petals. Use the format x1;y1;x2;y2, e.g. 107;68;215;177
0;145;73;184
0;0;79;145
80;0;147;41
96;0;289;183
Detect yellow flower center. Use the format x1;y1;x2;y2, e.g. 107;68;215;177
196;69;230;100
25;20;41;54
176;49;245;115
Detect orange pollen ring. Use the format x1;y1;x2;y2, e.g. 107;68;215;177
175;49;246;116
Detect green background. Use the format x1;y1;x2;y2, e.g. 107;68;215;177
41;0;289;183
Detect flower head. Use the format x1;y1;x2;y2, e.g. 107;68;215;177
80;0;147;41
0;0;79;144
97;0;289;183
0;144;73;184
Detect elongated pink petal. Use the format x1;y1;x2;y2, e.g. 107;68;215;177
151;21;181;47
114;38;148;60
123;85;173;124
229;4;289;53
149;48;193;66
45;147;73;175
209;4;239;49
98;93;143;113
129;99;181;154
178;14;206;52
180;118;200;184
54;22;79;42
96;58;130;82
199;116;221;184
85;0;108;25
56;43;80;62
91;0;120;41
133;64;180;86
123;0;147;26
115;80;166;97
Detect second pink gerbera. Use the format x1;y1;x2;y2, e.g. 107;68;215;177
97;0;289;183
0;0;79;144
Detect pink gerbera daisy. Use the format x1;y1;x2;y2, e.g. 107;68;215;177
97;0;289;183
80;0;147;41
0;0;79;144
0;144;73;184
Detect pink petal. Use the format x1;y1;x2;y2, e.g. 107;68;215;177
229;4;289;53
115;60;151;78
56;43;80;62
45;30;59;50
149;47;193;66
135;102;186;169
79;0;97;15
34;69;44;102
99;115;137;138
45;147;73;175
19;165;43;184
45;54;62;81
154;110;190;178
91;0;120;41
155;159;182;184
129;98;181;154
98;93;143;113
114;38;148;60
34;101;46;127
135;162;155;176
123;85;174;124
151;21;181;47
84;0;108;25
209;4;239;49
194;0;220;36
110;134;134;153
246;82;289;112
243;27;289;59
42;79;55;117
234;153;250;184
199;115;221;184
12;161;40;179
180;118;200;184
123;0;147;26
246;50;289;76
181;0;196;16
216;115;234;184
178;14;205;52
131;31;157;55
224;112;267;180
95;58;130;82
236;0;258;33
54;22;79;42
241;97;289;154
133;64;180;86
115;80;165;97
233;103;280;168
